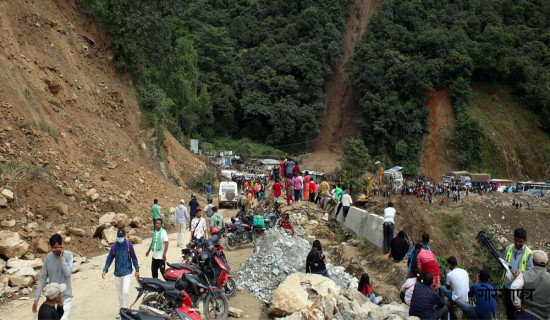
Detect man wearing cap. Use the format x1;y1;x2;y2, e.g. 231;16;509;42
146;218;169;278
174;199;189;247
33;234;73;320
38;283;67;320
102;229;140;312
510;250;550;320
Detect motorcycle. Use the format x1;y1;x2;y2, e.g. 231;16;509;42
134;265;228;320
224;215;259;251
164;241;236;297
120;304;198;320
264;202;282;229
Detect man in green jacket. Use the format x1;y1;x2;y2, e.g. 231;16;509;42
150;199;161;229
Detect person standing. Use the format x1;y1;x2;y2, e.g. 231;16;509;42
206;182;212;201
303;171;311;203
191;210;207;244
272;178;284;204
383;201;396;254
285;176;295;206
145;219;168;279
246;190;252;212
341;189;352;221
150;199;162;229
292;162;301;178
285;158;294;179
305;240;330;278
174;199;190;248
502;228;534;319
441;256;469;304
254;181;261;200
293;173;302;202
454;270;496;320
510;250;550;320
33;234;73;320
188;194;199;227
319;177;330;208
279;157;286;179
38;283;67;320
209;207;226;230
102;229;139;311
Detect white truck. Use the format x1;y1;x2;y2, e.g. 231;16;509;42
384;166;404;192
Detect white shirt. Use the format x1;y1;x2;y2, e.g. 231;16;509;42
446;268;470;303
151;229;169;260
174;204;189;224
341;194;352;206
191;217;207;240
383;207;396;223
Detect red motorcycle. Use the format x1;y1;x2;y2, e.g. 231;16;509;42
164;240;236;297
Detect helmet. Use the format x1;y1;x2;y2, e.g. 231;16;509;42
210;227;219;235
231;217;236;223
199;252;209;265
206;240;215;253
191;193;196;199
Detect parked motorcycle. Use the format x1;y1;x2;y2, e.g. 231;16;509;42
264;202;282;229
120;305;199;320
134;263;228;320
164;241;236;297
224;216;258;251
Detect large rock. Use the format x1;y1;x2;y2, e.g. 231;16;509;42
1;189;14;200
0;260;5;273
99;212;116;225
102;227;117;244
33;238;50;253
1;220;16;227
6;258;43;269
86;188;97;198
56;203;69;215
269;273;341;317
0;231;29;258
67;227;86;237
0;196;7;207
93;223;109;238
128;235;142;244
7;267;38;279
129;216;144;228
113;213;129;229
8;275;33;287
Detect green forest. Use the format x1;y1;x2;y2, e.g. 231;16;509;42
79;0;354;152
347;0;550;173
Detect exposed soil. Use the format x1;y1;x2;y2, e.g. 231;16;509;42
300;150;341;174
419;90;456;182
315;0;382;153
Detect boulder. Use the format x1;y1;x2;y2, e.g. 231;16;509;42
100;239;108;247
0;231;29;258
65;236;71;244
0;196;7;207
67;227;86;237
381;302;409;318
128;235;142;244
99;212;116;225
7;258;43;269
33;238;50;253
8;275;33;287
1;189;14;200
129;216;144;228
8;267;38;279
64;188;75;196
113;213;129;229
86;188;97;198
1;220;16;227
0;259;5;273
56;203;69;215
93;223;109;238
269;273;341;317
102;227;117;244
23;222;40;232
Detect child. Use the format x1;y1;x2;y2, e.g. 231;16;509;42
280;213;294;236
358;273;383;304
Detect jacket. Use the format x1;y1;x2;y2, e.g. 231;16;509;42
409;282;445;319
103;240;139;277
390;236;410;261
306;250;327;273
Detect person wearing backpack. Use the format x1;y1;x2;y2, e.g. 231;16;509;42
102;229;139;313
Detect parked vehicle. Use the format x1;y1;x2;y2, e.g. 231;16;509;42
218;181;238;209
264;202;282;229
224;214;264;251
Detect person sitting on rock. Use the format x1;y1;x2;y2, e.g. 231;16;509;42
409;272;448;320
306;240;330;278
415;242;442;287
400;267;421;307
280;213;294;236
358;273;383;304
390;230;410;262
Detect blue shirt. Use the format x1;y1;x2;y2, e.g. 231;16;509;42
103;240;139;277
469;282;496;319
206;185;212;193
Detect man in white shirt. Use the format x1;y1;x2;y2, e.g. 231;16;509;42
341;188;353;221
191;210;207;245
442;256;469;304
145;218;169;279
383;201;396;254
174;199;189;248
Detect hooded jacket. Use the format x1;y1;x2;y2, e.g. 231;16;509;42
306;240;327;273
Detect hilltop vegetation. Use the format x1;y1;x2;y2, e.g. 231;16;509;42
79;0;354;152
347;0;550;174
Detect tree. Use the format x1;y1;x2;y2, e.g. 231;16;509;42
336;139;371;194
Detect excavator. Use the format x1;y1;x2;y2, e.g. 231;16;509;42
355;166;384;205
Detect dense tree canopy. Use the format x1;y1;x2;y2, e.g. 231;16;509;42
347;0;550;173
79;0;354;151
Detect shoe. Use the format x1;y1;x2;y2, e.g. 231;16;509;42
116;315;120;319
375;296;383;304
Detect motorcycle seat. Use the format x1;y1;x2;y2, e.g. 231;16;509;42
140;278;176;292
167;262;194;270
119;308;165;320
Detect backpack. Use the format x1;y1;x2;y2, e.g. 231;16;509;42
206;205;214;217
111;240;131;259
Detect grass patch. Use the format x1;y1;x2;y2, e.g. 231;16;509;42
440;212;466;241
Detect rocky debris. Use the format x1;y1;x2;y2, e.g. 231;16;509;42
99;212;116;225
0;230;29;258
0;260;5;273
113;213;128;228
6;258;43;269
8;275;33;287
129;216;144;228
1;189;14;200
128;235;142;244
0;196;7;207
1;219;16;227
67;227;86;237
56;203;69;215
228;307;244;318
63;187;75;196
102;226;117;244
33;238;50;253
271;273;415;320
237;228;357;303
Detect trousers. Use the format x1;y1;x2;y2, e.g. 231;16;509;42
115;274;132;309
383;223;394;254
60;297;72;320
151;258;165;279
175;223;186;247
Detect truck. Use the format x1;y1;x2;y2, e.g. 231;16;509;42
384;166;404;192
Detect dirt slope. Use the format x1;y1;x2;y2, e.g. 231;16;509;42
315;0;382;154
418;90;457;181
0;0;206;259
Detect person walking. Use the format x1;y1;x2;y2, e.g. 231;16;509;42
341;188;352;221
188;194;199;227
319;177;330;209
191;210;207;244
383;201;396;254
502;228;534;319
145;219;168;279
206;182;212;202
510;250;550;320
150;199;162;229
33;234;73;320
38;283;67;320
285;158;294;179
174;199;190;248
305;240;330;278
285;176;294;206
102;229;139;312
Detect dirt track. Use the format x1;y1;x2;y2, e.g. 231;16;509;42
0;208;265;320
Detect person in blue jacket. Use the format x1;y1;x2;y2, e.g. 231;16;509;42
102;229;139;311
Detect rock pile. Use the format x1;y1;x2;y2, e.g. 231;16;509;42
237;228;358;302
270;273;417;320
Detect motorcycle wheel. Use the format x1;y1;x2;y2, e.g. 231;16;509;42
225;235;240;251
222;278;237;297
203;290;229;320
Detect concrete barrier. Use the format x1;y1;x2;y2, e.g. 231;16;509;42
334;205;384;251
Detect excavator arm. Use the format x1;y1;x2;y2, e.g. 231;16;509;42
477;231;514;284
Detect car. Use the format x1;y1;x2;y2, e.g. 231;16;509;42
218;181;238;208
